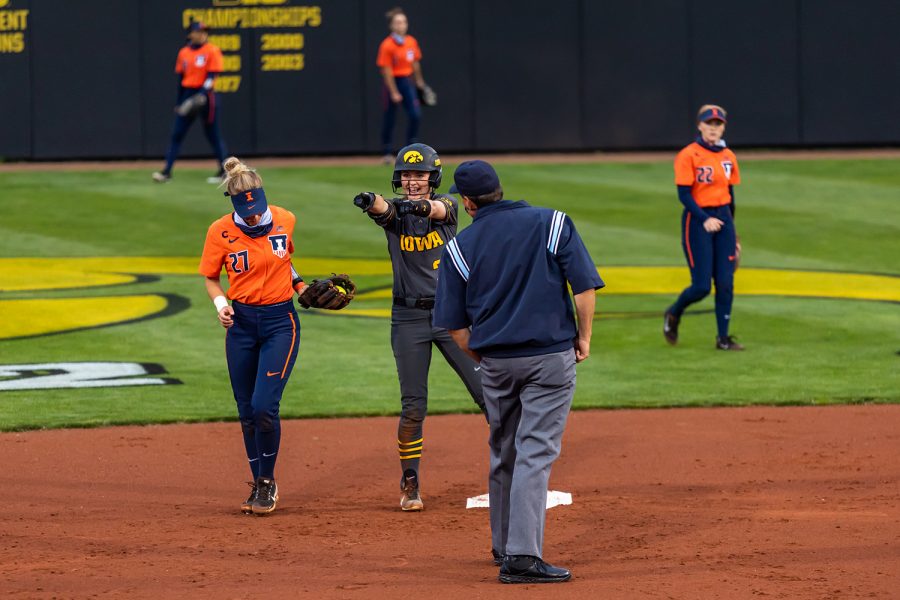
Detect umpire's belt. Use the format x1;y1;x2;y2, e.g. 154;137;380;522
393;296;435;310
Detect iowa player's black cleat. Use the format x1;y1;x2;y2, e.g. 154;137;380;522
251;477;279;515
663;311;680;345
241;481;258;514
400;469;423;511
491;548;504;566
716;335;744;351
499;555;571;584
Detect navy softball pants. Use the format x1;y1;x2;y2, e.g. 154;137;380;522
669;206;737;337
380;76;421;155
225;299;300;480
163;87;227;174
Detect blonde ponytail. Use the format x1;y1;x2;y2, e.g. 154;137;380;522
222;156;263;195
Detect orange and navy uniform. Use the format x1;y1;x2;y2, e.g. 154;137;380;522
199;206;296;305
377;34;424;155
200;203;300;483
376;35;421;77
176;42;223;88
162;41;227;175
674;142;741;208
668;139;741;338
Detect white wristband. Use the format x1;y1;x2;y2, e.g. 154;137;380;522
213;295;229;312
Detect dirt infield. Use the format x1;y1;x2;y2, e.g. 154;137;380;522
2;405;898;599
1;148;898;172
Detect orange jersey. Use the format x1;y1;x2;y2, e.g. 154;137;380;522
674;142;741;207
376;35;421;77
199;205;297;305
176;43;223;88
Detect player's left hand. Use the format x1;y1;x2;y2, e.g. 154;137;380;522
735;234;742;271
396;199;431;218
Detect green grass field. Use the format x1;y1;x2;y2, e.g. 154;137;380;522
1;158;898;431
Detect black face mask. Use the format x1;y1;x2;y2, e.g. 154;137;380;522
233;216;273;238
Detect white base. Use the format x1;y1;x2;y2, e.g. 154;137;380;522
466;490;573;509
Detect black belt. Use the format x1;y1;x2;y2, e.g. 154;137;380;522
393;296;435;310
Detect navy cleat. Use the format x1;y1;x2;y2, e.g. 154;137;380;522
251;477;279;515
241;481;258;514
663;311;680;345
716;335;744;351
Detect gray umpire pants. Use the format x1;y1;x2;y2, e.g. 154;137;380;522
391;305;487;476
480;348;576;558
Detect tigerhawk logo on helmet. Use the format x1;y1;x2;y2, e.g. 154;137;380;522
403;150;424;164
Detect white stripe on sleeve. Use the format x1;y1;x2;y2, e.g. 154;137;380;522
548;210;566;254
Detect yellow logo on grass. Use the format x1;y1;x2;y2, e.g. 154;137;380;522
0;258;897;339
403;150;424;164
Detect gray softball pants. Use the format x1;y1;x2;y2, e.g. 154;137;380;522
480;348;576;558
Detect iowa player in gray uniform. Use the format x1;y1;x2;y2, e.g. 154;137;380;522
353;143;486;511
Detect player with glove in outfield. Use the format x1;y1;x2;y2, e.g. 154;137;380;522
199;156;309;515
664;104;743;351
353;143;487;512
153;21;227;184
376;7;436;164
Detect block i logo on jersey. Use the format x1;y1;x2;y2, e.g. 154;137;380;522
268;234;288;258
721;161;734;179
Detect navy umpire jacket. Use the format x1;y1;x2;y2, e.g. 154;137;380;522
433;200;604;358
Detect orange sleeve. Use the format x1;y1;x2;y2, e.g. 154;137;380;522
198;225;226;278
175;48;186;74
286;210;297;254
207;46;223;73
674;148;695;186
376;39;392;68
411;37;422;61
730;152;741;185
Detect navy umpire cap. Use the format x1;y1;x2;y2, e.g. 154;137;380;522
449;160;500;196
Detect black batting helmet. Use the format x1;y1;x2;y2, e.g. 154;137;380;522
392;143;442;193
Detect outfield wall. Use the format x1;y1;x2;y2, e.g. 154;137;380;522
0;0;897;160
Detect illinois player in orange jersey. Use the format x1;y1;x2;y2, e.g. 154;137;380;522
199;156;307;515
664;104;744;351
376;7;430;163
153;21;227;184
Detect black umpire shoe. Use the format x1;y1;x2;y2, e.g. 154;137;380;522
251;477;279;515
499;555;571;584
241;481;258;514
663;311;680;345
716;335;745;351
491;548;504;566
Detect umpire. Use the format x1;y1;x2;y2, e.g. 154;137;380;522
434;160;604;584
352;143;486;512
